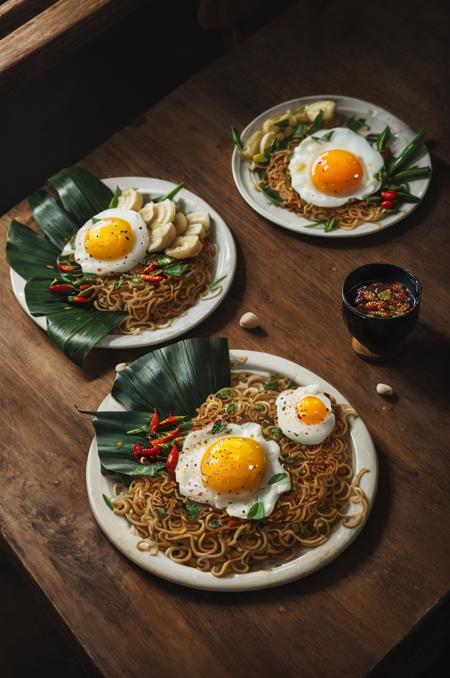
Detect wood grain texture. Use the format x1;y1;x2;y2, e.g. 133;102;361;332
1;1;450;676
0;0;56;39
0;0;143;94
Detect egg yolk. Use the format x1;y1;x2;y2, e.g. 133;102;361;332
297;396;328;425
201;436;266;493
84;218;135;260
311;149;363;196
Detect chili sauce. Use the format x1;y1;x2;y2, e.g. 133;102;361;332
351;281;415;318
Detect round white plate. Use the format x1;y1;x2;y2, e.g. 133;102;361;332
232;95;432;238
86;350;378;591
10;177;236;349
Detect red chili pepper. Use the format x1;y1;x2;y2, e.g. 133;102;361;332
68;294;93;304
155;427;181;445
141;274;165;283
142;262;159;275
159;415;184;427
166;445;179;472
381;200;395;210
48;283;76;294
132;442;160;457
57;262;75;273
132;442;143;455
150;408;160;433
381;190;398;200
79;284;92;290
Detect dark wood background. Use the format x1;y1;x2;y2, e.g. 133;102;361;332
1;0;449;676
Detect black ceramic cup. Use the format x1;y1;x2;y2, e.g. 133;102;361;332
341;263;422;354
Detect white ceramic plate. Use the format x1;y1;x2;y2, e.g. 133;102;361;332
10;177;236;349
232;95;432;238
86;350;378;591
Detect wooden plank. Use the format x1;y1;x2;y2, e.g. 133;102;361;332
0;0;55;39
0;0;143;94
1;0;449;676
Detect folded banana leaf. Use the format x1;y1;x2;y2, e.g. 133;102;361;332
6;167;127;366
112;337;230;416
88;337;231;479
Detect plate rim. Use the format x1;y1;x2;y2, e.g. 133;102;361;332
9;176;237;349
231;94;432;238
86;349;378;592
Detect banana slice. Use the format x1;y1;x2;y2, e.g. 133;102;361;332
259;131;276;153
186;211;210;234
149;199;176;229
139;202;155;224
147;223;176;253
242;129;263;159
117;188;143;211
305;100;336;122
173;211;187;236
165;234;203;259
185;223;205;239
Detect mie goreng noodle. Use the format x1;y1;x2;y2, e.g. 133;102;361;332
111;372;368;577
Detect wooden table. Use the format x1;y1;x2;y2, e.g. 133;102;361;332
1;0;449;675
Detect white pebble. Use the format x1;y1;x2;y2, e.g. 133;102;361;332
376;383;394;396
115;362;127;372
239;312;259;329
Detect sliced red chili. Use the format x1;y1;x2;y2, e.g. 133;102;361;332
142;262;159;275
141;274;165;283
57;262;76;273
159;415;184;427
165;445;179;472
68;294;93;304
155;427;181;445
48;283;76;295
150;408;160;433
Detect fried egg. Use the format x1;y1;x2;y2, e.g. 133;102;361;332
176;422;291;519
73;208;149;275
276;384;335;445
288;127;384;207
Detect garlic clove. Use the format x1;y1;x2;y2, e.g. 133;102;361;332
376;383;394;396
239;312;259;329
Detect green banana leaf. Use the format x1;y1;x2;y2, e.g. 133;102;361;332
6;166;126;365
112;337;230;416
6;220;59;280
29;190;77;251
87;337;231;479
47;307;126;366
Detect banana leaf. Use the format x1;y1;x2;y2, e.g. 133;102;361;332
29;190;77;250
112;337;230;416
47;307;126;366
6;220;59;280
7;166;128;365
49;166;112;223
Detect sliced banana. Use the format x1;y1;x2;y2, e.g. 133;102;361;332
165;234;203;259
149;199;176;229
185;223;205;239
138;202;155;224
117;188;143;211
147;223;176;253
173;211;187;236
305;100;336;122
242;129;263;159
186;211;210;234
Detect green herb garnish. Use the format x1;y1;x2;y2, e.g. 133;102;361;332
108;186;121;208
156;508;166;519
247;502;265;520
263;381;279;391
211;420;231;435
154;183;184;203
311;130;334;142
164;263;189;277
268;472;288;485
208;520;222;529
378;289;392;301
260;183;283;205
208;275;227;291
216;389;231;399
102;494;114;511
274;118;289;129
225;403;237;414
231;126;244;150
324;216;338;233
185;500;202;519
345;117;367;132
309;110;324;134
292;123;307;139
269;427;283;436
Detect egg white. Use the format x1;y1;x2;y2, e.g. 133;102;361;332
74;208;149;275
288;127;384;208
276;384;335;445
176;422;291;519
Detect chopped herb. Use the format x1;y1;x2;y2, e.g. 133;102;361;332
132;276;142;284
155;254;175;266
231;126;244;150
292;123;307;139
185;500;202;519
211;420;231;435
309;110;324;134
164;263;189;277
102;494;114;511
91;216;102;224
365;133;379;144
378;289;392;301
108;186;121;208
311;130;334;142
225;403;237;414
208;520;222;529
345;117;367;132
138;462;166;477
376;125;392;152
113;279;123;290
216;389;231;399
126;427;147;435
270;427;283;436
156;507;166;519
154;182;184;203
324;216;338;233
268;472;288;485
247;501;265;520
263;380;279;391
260;183;283;205
274;117;289;129
208;275;227;291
